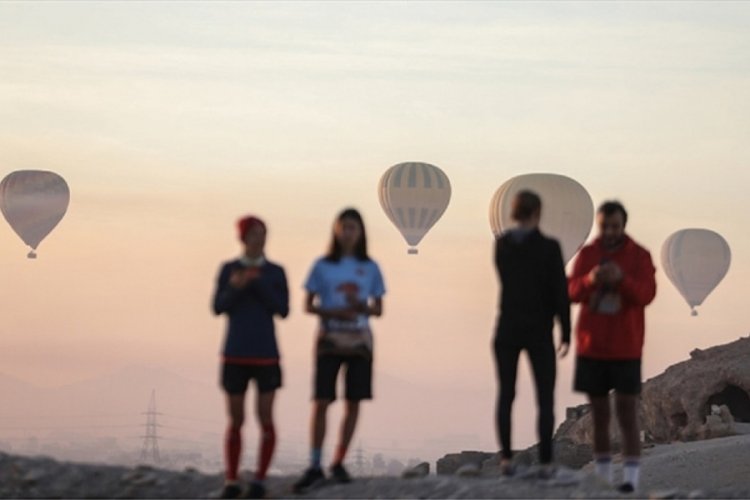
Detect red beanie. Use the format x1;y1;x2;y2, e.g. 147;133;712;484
237;215;267;241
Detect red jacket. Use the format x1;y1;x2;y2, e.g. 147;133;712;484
568;235;656;360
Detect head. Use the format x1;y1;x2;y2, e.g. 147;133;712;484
596;201;628;250
511;190;542;227
326;208;369;261
237;215;267;258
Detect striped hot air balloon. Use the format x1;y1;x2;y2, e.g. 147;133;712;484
378;162;451;254
0;170;70;258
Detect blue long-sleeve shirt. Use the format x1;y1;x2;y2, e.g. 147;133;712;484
213;258;289;362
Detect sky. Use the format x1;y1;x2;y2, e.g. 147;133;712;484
1;1;750;466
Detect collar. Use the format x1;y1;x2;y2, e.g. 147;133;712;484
239;255;266;267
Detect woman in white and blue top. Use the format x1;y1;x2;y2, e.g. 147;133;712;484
294;208;386;492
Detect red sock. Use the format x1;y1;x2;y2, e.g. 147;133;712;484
333;444;348;466
255;423;276;481
225;426;242;481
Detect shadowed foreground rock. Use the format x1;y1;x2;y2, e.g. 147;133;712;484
4;445;750;499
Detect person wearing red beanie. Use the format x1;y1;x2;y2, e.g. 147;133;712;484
213;215;289;499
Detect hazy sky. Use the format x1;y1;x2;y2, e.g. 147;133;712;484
2;1;750;462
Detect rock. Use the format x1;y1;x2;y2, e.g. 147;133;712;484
455;463;480;477
649;488;681;499
401;462;430;478
436;451;495;475
556;336;750;446
21;467;46;484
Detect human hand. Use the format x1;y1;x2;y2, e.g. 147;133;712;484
557;342;570;358
599;262;622;286
228;267;260;289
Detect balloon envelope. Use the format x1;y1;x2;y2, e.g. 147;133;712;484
489;173;594;264
0;170;70;257
661;228;731;316
378;162;451;254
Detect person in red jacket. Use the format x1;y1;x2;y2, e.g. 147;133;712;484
568;201;656;494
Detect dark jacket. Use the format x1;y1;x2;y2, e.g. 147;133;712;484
494;228;571;347
213;259;289;360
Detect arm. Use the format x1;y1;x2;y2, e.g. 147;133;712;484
212;264;243;315
304;291;359;321
618;249;657;307
249;267;290;318
568;248;597;304
551;242;571;346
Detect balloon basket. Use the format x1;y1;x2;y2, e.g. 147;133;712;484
407;248;418;255
27;250;37;259
691;309;698;317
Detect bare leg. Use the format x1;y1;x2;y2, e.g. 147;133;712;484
615;393;640;458
588;395;611;455
312;399;331;450
333;400;360;465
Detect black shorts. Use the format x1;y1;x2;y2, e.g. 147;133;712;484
574;356;641;397
314;354;372;401
221;363;282;395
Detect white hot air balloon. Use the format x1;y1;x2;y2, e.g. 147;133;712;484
661;228;731;316
378;162;451;254
489;173;593;264
0;170;70;258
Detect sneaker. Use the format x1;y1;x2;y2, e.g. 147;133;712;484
330;463;352;483
537;464;557;480
499;461;516;477
244;481;266;499
618;482;635;493
293;467;325;493
219;483;243;499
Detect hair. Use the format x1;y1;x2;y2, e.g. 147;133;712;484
597;200;628;226
325;207;369;262
511;190;542;222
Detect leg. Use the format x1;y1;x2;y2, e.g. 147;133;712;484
616;392;641;490
527;342;556;464
310;355;342;468
225;393;245;482
254;390;276;482
221;363;250;484
589;395;611;455
494;342;522;462
312;399;332;453
333;400;360;465
334;356;372;466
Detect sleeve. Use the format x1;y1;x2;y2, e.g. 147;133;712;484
618;248;657;307
370;262;386;298
494;236;504;278
212;263;242;315
551;241;571;344
304;260;323;294
250;266;290;318
568;248;596;304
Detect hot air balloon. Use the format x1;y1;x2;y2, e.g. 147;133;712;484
661;228;731;316
489;173;593;264
378;162;451;254
0;170;70;258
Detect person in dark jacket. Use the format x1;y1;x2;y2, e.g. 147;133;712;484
493;190;571;476
212;215;289;499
